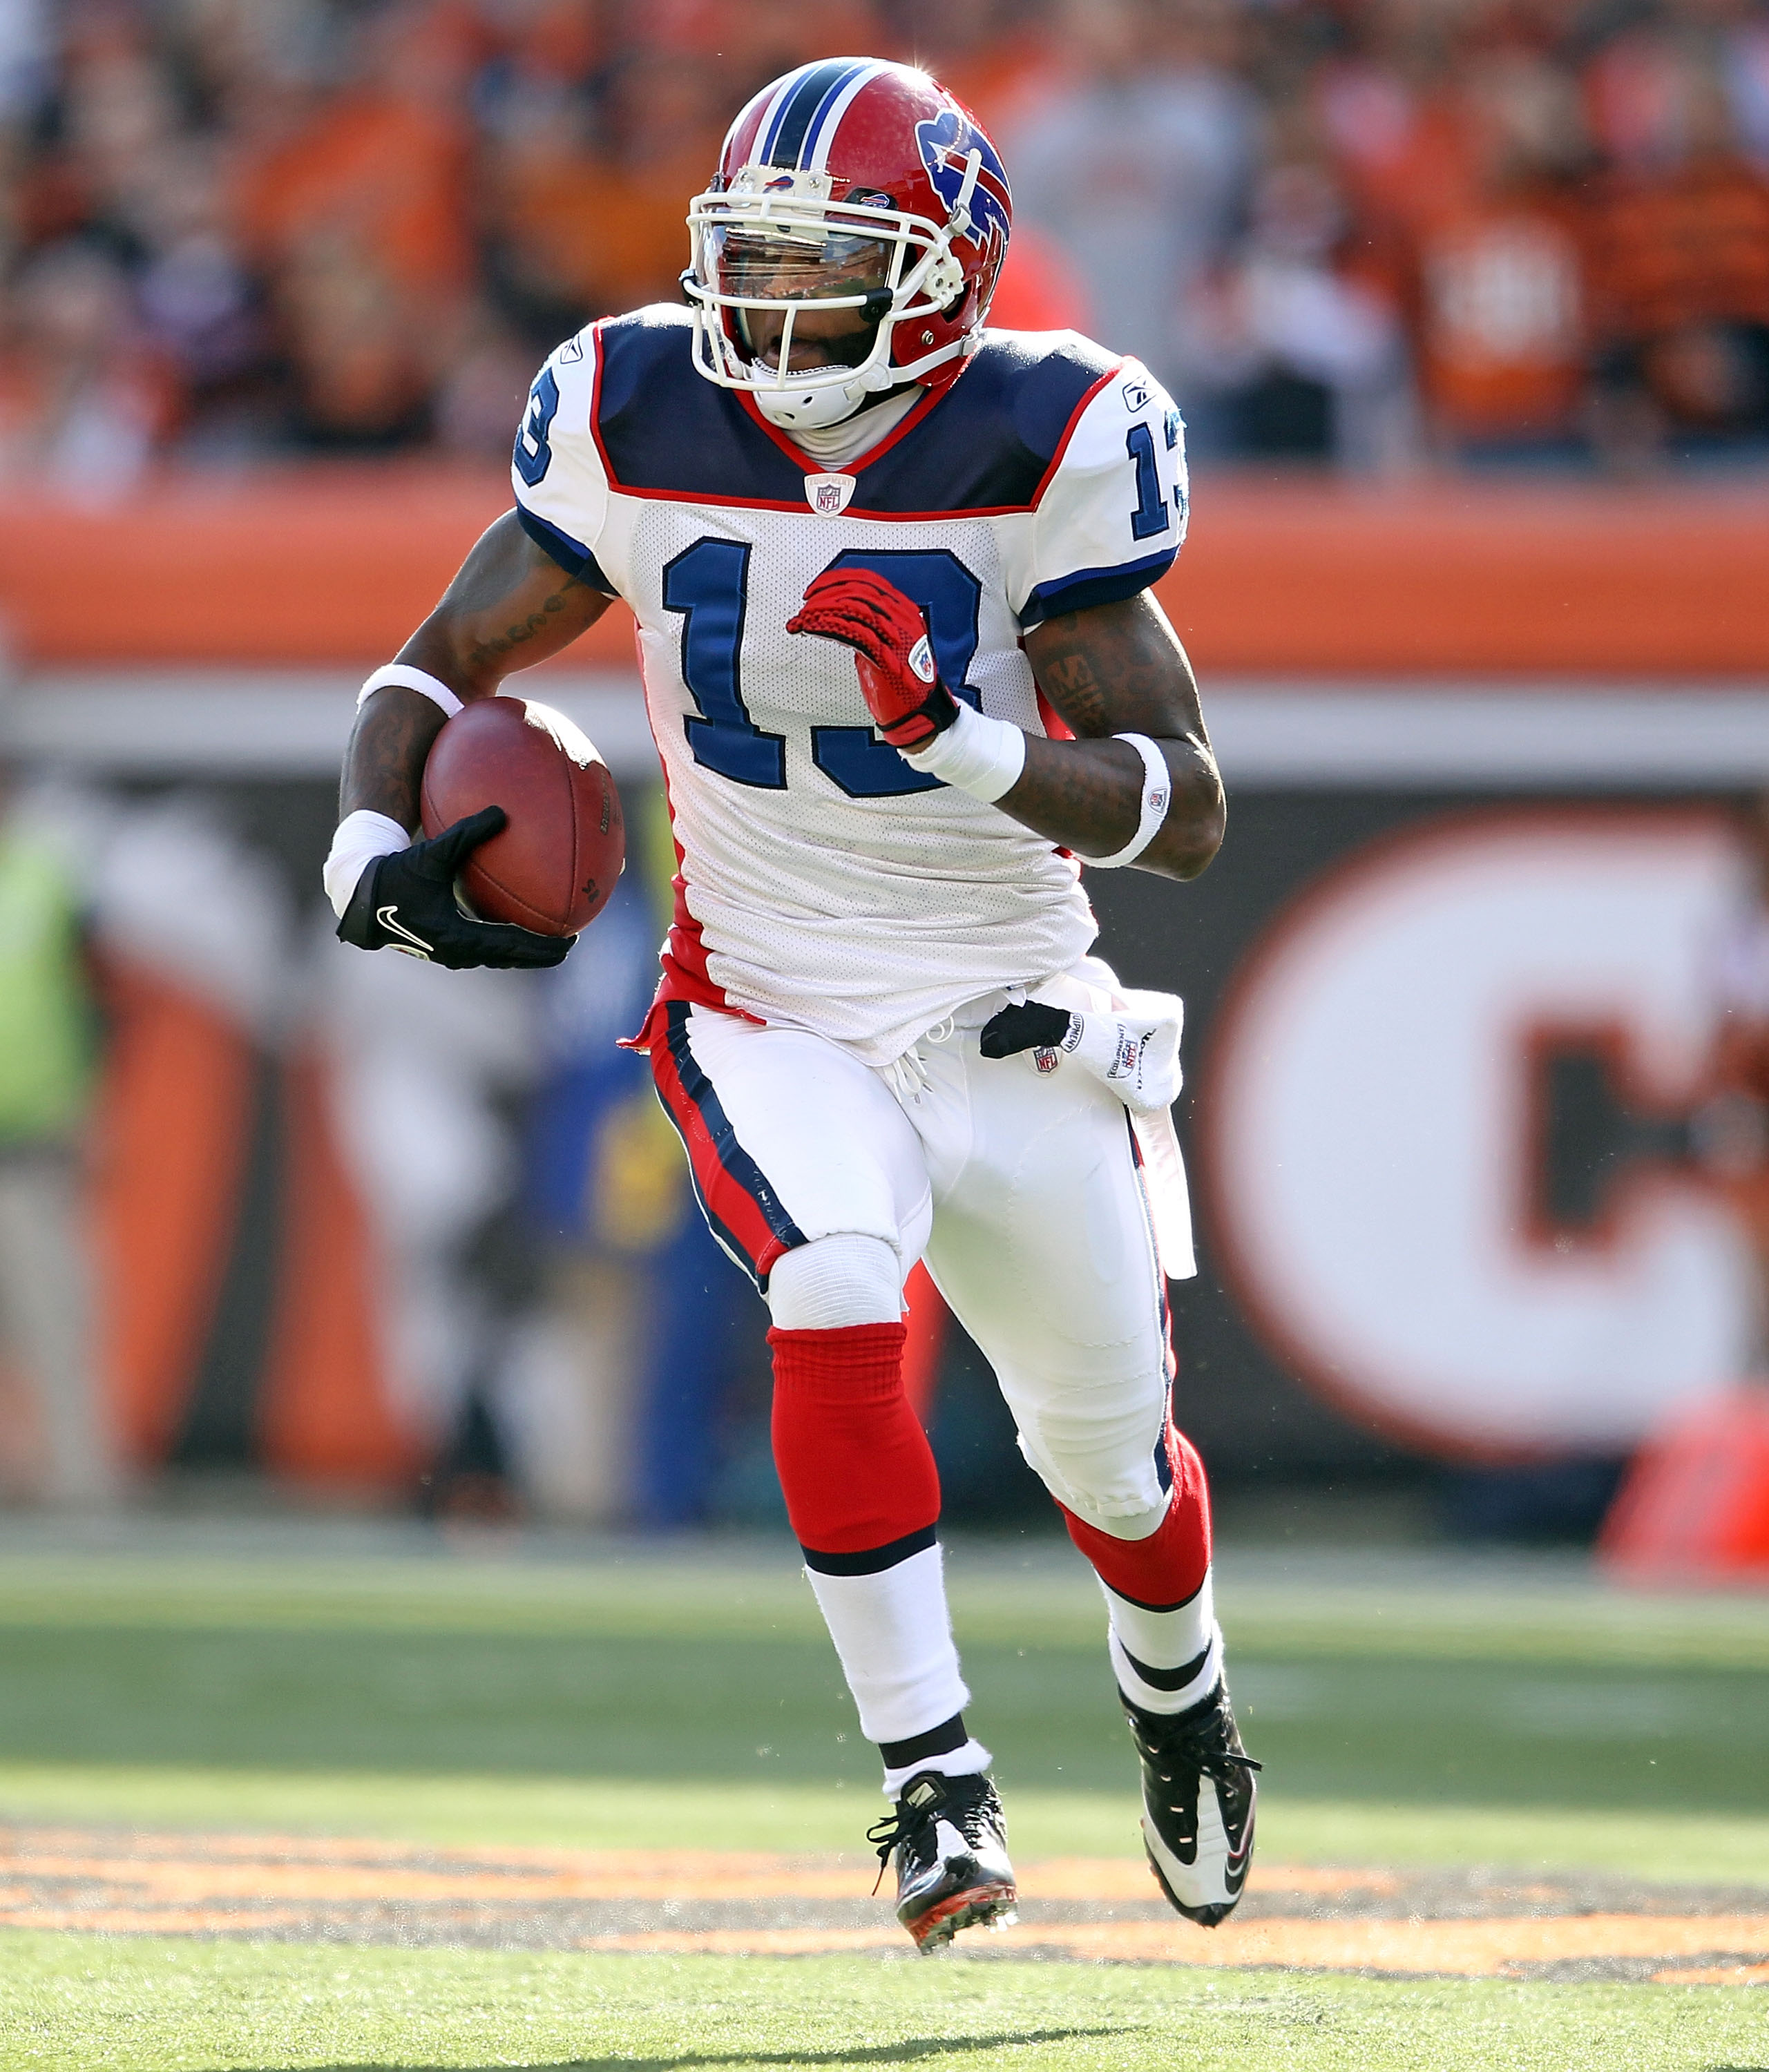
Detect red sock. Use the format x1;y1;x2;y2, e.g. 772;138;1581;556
768;1322;941;1557
1060;1421;1212;1608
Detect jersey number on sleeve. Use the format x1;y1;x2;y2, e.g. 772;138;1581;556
514;369;560;488
1125;421;1172;542
664;539;984;799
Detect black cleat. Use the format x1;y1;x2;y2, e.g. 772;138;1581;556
1122;1680;1261;1926
867;1769;1018;1952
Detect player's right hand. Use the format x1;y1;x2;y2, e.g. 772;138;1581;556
336;806;573;970
787;567;959;750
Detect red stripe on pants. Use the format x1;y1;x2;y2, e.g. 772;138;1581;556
1060;1421;1212;1608
769;1322;941;1554
650;1028;787;1283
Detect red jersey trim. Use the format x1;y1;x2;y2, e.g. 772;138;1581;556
620;748;764;1054
1026;362;1122;509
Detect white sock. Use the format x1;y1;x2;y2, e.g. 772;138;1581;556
881;1735;991;1801
803;1541;970;1752
1103;1566;1221;1716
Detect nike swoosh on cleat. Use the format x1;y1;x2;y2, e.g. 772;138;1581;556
1222;1814;1256;1895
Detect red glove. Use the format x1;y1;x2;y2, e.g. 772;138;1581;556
786;567;959;749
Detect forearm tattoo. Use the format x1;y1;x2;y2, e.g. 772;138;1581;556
339;687;447;827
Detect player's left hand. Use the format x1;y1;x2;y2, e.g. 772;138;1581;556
787;568;959;749
979;1002;1074;1058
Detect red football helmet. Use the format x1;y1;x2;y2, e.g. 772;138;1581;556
684;58;1013;432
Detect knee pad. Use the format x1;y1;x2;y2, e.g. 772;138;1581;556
1005;1367;1169;1532
768;1233;903;1331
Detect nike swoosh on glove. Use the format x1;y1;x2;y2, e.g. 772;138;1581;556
786;566;959;749
337;805;573;970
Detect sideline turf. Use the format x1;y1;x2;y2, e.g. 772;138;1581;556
0;1556;1763;1820
0;1932;1762;2072
3;1763;1768;1886
0;1544;1764;1887
1;1547;1766;1668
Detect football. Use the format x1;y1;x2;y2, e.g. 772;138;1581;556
419;696;624;937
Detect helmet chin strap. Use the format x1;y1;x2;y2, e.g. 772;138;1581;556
752;373;875;431
740;296;897;430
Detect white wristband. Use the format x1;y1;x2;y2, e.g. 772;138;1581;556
1076;733;1172;868
899;699;1026;804
323;809;409;919
357;664;463;716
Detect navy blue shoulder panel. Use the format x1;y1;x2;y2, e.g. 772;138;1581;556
592;309;1118;517
858;330;1118;515
595;307;810;503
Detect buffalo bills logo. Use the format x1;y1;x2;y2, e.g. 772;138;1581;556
914;110;1011;252
765;174;795;191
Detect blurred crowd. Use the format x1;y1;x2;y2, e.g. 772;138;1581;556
1;0;1766;488
0;759;763;1523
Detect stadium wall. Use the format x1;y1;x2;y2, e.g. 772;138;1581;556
6;473;1765;1524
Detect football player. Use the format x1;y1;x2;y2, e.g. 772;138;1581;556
325;58;1256;1952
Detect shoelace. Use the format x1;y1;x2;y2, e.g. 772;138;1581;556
1129;1709;1263;1792
865;1783;992;1895
866;1806;920;1894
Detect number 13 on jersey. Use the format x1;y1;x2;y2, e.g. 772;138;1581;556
662;540;985;800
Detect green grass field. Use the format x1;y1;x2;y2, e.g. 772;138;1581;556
0;1528;1765;2070
6;1936;1769;2072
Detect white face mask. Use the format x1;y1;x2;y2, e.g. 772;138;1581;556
683;163;975;429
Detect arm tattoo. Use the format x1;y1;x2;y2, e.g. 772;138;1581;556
338;511;610;827
463;573;588;671
1037;649;1109;734
339;687;446;827
1008;592;1225;881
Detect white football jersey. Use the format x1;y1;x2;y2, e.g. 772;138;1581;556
511;305;1188;1067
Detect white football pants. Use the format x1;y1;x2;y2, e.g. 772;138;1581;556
670;973;1187;1535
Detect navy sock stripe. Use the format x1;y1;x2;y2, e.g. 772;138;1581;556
879;1712;967;1770
1100;1571;1207;1617
801;1523;938;1576
1118;1639;1214;1694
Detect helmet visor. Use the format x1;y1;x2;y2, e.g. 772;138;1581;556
707;224;890;297
702;226;895;374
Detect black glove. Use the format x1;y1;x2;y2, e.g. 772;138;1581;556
979;1001;1075;1058
337;806;572;970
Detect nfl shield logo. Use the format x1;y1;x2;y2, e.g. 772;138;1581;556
805;472;857;517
